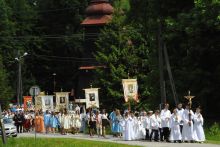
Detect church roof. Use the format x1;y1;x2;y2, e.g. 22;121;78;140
81;0;113;26
81;15;112;26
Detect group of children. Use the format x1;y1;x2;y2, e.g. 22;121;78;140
117;103;205;143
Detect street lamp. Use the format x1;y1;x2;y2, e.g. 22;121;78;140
15;52;28;106
53;73;56;93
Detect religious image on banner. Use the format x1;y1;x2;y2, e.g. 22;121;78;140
122;79;138;102
42;96;54;111
84;88;99;109
23;96;33;110
45;97;51;106
60;97;66;103
89;93;95;101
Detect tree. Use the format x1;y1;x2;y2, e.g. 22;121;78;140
0;54;13;109
94;9;151;110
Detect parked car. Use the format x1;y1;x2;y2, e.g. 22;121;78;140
0;118;17;137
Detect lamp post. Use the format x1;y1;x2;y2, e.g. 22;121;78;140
53;73;56;93
15;52;28;106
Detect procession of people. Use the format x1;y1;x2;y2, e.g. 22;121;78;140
2;102;205;143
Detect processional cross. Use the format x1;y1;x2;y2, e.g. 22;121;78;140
184;90;195;109
184;90;195;126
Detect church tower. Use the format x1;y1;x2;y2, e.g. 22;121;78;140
76;0;113;99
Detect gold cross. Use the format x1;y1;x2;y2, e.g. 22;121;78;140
184;90;195;109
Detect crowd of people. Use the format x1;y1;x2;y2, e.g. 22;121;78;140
2;103;205;143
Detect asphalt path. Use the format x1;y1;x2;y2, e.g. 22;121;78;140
18;133;220;147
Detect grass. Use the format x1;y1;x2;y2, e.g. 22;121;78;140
205;134;220;144
205;121;220;144
0;137;141;147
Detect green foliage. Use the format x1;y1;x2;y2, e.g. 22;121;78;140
94;9;151;110
0;55;13;107
208;122;220;136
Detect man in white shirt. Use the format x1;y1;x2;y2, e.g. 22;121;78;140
141;111;152;140
160;103;171;142
176;103;184;134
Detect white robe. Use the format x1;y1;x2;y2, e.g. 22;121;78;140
123;116;134;141
169;114;182;141
182;109;195;141
177;108;184;126
141;116;151;130
150;114;161;130
133;117;144;140
63;115;71;129
160;109;171;128
193;113;205;142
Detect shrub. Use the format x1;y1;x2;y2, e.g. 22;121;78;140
208;122;220;136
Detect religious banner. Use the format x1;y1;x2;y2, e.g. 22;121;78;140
41;95;54;111
122;79;138;102
84;88;99;109
55;92;69;111
23;96;33;110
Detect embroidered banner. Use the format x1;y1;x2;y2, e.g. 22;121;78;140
23;96;33;110
122;79;138;102
84;88;100;109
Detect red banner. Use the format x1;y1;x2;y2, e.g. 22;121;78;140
23;96;32;110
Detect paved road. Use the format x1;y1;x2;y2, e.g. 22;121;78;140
18;133;219;147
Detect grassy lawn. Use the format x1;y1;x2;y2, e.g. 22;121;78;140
205;134;220;144
204;121;220;144
0;137;141;147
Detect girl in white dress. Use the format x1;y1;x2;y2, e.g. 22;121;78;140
75;110;81;134
63;110;71;135
70;112;76;134
169;108;182;143
96;110;102;137
123;111;134;141
193;107;205;143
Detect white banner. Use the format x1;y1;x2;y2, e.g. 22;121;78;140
122;79;138;102
41;95;54;111
84;88;99;109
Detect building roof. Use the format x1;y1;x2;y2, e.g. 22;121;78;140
79;65;106;70
81;15;112;26
81;0;113;26
86;2;113;15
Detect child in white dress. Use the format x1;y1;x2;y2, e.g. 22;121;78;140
169;108;182;143
193;107;205;143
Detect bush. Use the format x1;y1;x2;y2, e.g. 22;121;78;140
208;122;220;136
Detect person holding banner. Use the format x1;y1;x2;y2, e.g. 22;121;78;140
182;104;195;142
